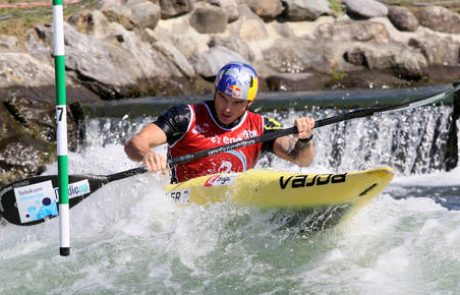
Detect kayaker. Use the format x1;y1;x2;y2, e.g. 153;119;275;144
124;61;315;183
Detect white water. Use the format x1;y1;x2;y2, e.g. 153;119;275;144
1;110;460;294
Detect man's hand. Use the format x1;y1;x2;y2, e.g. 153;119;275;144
124;123;169;175
272;116;315;167
143;151;169;175
294;117;315;140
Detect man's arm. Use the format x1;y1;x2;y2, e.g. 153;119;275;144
124;123;168;173
272;117;315;167
125;123;167;161
125;105;191;173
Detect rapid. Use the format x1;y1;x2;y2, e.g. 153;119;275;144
0;95;459;294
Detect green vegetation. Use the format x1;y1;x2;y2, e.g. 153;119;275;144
0;0;98;38
328;0;344;15
332;71;347;81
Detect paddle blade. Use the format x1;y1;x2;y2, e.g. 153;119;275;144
0;174;108;226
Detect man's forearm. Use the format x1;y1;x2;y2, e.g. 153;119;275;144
288;139;314;167
124;138;147;162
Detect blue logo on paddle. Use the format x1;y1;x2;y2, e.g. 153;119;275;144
27;197;58;221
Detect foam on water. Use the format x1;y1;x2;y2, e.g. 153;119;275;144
393;166;460;187
298;194;460;294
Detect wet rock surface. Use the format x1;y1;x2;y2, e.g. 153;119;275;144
0;96;83;187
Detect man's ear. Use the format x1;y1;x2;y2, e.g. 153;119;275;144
247;101;253;109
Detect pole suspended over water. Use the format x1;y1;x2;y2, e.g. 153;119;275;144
52;0;70;256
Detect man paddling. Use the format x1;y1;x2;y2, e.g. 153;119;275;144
124;61;315;183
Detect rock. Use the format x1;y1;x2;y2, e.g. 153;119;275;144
34;24;51;42
326;68;412;89
415;6;460;34
422;66;460;85
4;97;55;143
0;53;55;88
388;6;419;32
4;97;83;150
68;10;113;37
0;30;100;103
0;36;18;51
99;0;161;30
342;0;388;19
207;0;239;22
189;76;216;95
343;43;427;78
159;0;194;19
208;36;255;61
25;28;52;61
262;39;329;73
280;0;332;22
63;23;187;99
125;0;161;29
189;3;228;34
408;32;460;66
345;46;393;70
315;20;390;43
0;96;84;187
343;48;369;67
391;47;428;81
269;21;295;38
265;72;330;91
242;0;284;21
151;41;196;78
147;14;211;58
0;133;53;186
190;46;247;79
228;5;269;41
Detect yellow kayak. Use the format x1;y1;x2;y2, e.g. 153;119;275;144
166;166;394;210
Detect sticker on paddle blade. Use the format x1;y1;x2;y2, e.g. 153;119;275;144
54;179;90;199
14;180;58;223
204;174;237;187
167;189;190;204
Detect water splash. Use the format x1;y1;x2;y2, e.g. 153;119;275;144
261;105;454;175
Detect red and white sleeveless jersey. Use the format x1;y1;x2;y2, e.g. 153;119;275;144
169;103;264;182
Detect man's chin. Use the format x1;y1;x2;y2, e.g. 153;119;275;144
218;115;232;124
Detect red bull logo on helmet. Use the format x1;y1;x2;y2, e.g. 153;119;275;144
225;84;241;98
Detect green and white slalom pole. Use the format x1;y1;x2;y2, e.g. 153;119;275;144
53;0;70;256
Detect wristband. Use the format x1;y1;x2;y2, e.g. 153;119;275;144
298;135;313;143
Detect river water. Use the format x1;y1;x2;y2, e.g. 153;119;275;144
0;94;459;294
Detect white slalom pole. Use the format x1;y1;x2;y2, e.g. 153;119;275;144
53;0;70;256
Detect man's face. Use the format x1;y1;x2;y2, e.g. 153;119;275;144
214;91;251;125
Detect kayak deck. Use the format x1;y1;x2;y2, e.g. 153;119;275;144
166;167;394;209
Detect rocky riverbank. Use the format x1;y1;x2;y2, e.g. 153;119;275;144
1;0;460;185
2;0;460;101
